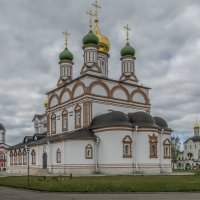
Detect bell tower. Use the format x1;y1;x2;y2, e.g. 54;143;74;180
120;24;138;84
57;30;74;86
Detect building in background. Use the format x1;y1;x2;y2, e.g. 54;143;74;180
0;123;9;171
7;0;172;175
177;120;200;169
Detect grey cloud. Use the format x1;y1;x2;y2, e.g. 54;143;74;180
0;0;199;145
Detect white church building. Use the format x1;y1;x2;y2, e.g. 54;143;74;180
177;121;200;169
7;1;172;175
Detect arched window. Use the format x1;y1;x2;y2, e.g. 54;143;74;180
23;149;27;165
56;148;61;163
149;133;158;158
85;144;93;159
18;150;22;165
122;135;132;158
163;139;171;158
14;150;17;165
10;151;13;166
62;110;68;132
75;104;81;129
31;150;36;165
51;114;56;134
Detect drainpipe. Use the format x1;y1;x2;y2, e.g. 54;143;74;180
95;137;100;173
135;126;139;172
47;141;52;173
160;129;164;173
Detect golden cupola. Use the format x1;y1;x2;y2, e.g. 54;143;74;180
92;0;110;54
94;19;110;53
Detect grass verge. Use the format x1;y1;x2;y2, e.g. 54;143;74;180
1;175;200;192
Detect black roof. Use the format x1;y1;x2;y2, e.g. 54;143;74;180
128;111;158;128
90;111;169;130
32;113;46;122
0;123;5;131
154;117;168;129
90;111;130;129
10;128;96;149
184;136;200;143
23;136;33;143
33;132;46;141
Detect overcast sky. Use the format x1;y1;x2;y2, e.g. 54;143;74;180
0;0;200;146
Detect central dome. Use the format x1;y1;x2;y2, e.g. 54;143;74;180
90;111;130;129
94;20;110;53
128;111;158;128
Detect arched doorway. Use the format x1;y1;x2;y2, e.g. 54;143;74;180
42;152;47;169
185;163;191;170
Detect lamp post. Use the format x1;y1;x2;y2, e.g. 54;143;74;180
26;147;30;186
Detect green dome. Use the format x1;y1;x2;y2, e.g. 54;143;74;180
120;42;135;57
82;30;99;45
59;48;73;61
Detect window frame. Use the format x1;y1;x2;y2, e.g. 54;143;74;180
85;144;93;159
163;139;171;159
122;135;132;158
56;148;61;163
31;150;36;165
51;114;56;134
149;133;158;158
62;110;68;132
74;104;81;129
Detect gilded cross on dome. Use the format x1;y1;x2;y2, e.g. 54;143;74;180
62;30;70;48
87;10;95;30
124;24;131;43
92;0;101;20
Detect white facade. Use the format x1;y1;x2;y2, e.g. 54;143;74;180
177;123;200;169
7;2;172;175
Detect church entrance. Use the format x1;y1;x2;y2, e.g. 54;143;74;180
42;152;47;169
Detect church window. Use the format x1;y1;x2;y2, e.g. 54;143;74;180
190;145;192;149
86;51;90;63
149;133;158;158
123;135;132;158
163;139;171;158
18;150;22;165
62;110;68;131
31;150;36;165
44;122;47;128
51;114;56;134
23;149;27;165
60;66;63;76
85;144;93;159
14;150;17;165
10;152;13;166
75;104;81;128
56;148;61;163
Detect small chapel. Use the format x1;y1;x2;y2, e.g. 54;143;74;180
177;120;200;170
7;1;172;175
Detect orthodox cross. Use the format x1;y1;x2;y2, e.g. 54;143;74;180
92;0;101;20
63;30;70;48
124;24;131;43
87;9;95;30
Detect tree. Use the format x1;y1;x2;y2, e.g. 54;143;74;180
171;135;181;169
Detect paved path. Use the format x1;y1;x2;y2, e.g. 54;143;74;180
0;186;200;200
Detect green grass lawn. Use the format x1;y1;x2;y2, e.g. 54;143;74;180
1;175;200;192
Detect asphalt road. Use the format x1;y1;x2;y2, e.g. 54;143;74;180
0;186;200;200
